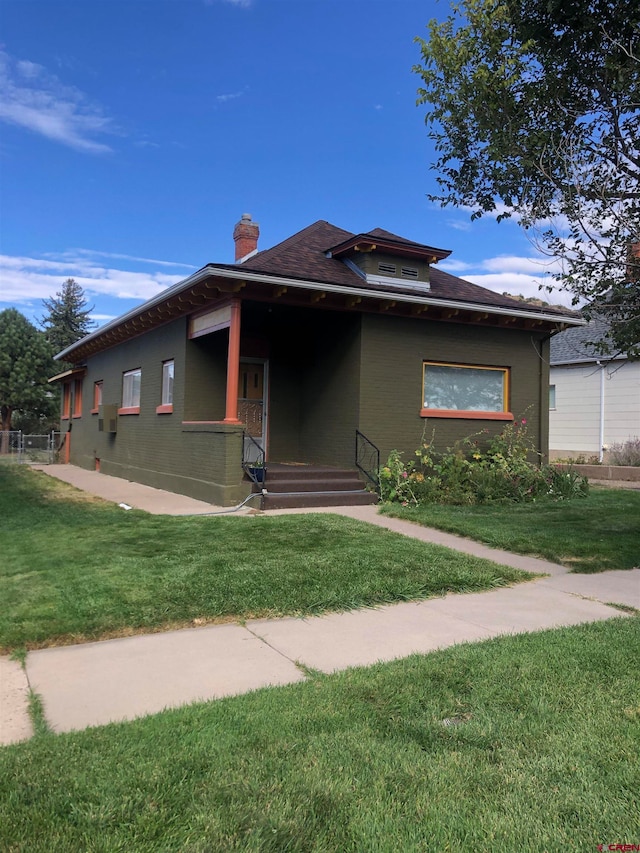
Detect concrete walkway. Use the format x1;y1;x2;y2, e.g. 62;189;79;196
2;465;637;745
32;464;253;515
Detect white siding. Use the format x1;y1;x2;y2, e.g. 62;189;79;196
549;360;640;454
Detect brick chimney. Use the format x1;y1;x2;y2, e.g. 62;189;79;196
233;213;260;262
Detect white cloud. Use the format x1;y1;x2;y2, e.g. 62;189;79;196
439;258;473;273
215;88;247;104
447;219;472;232
0;252;189;315
216;92;243;103
465;272;575;306
442;252;577;306
205;0;253;7
61;249;195;270
481;254;562;276
0;51;116;153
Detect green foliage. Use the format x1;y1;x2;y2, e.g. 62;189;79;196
41;278;94;362
414;0;640;356
0;466;530;651
608;438;640;467
0;309;55;432
381;420;589;506
1;620;637;850
382;487;640;572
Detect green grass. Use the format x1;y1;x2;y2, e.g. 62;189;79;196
1;618;638;852
381;487;640;572
0;466;531;651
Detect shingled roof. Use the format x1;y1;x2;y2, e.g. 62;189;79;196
56;218;583;364
550;316;626;364
240;219;571;315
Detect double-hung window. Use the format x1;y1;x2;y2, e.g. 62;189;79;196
120;368;141;414
157;360;174;414
92;381;103;414
421;361;512;420
62;383;71;419
72;378;83;418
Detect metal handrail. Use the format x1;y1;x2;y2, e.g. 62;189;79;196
355;430;380;494
242;431;267;486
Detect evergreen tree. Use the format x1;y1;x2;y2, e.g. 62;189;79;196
0;309;55;436
41;278;95;358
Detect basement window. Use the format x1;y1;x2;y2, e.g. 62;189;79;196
421;361;513;420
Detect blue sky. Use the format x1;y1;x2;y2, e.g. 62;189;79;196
0;0;572;330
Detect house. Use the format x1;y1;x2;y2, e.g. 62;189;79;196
52;215;583;507
549;317;640;462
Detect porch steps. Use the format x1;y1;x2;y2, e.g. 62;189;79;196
251;464;378;510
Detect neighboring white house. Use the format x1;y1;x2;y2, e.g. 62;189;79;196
549;317;640;461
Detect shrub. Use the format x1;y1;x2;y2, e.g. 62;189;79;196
380;419;589;506
607;438;640;467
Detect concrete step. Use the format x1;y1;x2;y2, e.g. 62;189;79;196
259;477;366;494
264;465;363;483
261;489;378;510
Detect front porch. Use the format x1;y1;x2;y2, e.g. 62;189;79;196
183;300;367;495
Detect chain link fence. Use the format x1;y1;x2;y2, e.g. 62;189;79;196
0;431;61;464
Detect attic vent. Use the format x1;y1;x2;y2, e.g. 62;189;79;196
378;262;396;275
401;267;419;279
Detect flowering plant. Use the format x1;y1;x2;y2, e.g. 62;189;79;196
379;415;588;506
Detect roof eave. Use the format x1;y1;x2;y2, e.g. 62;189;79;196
328;234;451;263
55;265;216;361
58;265;585;362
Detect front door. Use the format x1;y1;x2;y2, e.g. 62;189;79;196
238;360;267;462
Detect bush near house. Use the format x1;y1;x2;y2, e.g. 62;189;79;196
380;420;589;506
608;437;640;467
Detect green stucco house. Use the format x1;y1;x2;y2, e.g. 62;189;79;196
53;215;582;507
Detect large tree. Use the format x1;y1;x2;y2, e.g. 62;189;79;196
41;278;94;360
414;0;640;356
0;309;55;435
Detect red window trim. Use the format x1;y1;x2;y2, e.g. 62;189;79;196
117;406;140;416
91;381;103;414
156;404;173;414
62;383;71;420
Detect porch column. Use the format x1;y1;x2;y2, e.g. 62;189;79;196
223;299;242;423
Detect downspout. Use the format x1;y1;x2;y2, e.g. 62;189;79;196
597;361;605;463
536;330;560;464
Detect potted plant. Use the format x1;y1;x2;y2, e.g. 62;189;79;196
248;459;265;483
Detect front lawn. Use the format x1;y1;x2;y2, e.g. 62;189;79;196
1;618;638;851
381;487;640;572
0;466;530;651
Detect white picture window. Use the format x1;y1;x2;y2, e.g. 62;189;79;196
162;360;174;406
122;368;141;409
422;362;508;412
